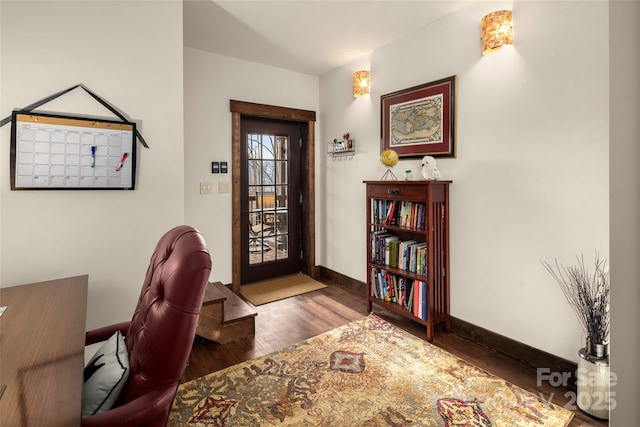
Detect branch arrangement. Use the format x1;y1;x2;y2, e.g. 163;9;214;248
542;253;610;346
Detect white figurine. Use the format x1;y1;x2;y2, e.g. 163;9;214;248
421;155;441;181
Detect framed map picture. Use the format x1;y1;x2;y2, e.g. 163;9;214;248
381;75;456;158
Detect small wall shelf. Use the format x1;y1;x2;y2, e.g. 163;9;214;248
327;139;355;160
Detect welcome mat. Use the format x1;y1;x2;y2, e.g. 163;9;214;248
240;273;327;306
169;314;574;426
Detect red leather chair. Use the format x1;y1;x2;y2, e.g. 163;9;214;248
82;225;212;427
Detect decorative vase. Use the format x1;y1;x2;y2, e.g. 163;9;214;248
577;340;610;420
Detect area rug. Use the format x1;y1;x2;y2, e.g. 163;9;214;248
169;314;574;426
240;273;327;306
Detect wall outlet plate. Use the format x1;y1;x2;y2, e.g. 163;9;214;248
219;182;230;193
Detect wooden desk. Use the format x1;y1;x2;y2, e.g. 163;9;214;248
0;275;88;426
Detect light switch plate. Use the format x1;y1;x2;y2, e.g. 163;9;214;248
200;182;212;194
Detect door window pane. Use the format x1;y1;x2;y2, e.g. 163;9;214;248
276;136;288;160
248;134;261;159
276;185;288;209
247;132;290;265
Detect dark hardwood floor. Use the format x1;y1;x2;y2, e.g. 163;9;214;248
184;278;608;427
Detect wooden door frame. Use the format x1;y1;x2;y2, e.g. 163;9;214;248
230;100;317;294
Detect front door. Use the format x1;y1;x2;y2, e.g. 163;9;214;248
240;117;302;284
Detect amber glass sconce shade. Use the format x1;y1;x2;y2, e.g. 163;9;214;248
481;10;514;55
353;70;370;97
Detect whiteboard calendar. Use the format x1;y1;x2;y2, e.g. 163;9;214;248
10;111;136;190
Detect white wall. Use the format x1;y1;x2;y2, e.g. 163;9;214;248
610;1;640;424
0;1;185;330
183;48;319;284
319;1;609;362
0;0;621;370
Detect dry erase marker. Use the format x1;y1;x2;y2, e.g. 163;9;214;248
116;153;128;172
91;146;96;168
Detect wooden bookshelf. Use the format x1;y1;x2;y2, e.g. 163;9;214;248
364;180;451;341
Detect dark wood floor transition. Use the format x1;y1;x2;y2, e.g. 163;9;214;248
184;275;607;427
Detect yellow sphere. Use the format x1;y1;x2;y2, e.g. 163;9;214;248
380;149;399;167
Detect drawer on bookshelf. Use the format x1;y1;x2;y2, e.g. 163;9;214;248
367;184;427;200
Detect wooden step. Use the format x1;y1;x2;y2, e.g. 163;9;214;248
196;281;257;344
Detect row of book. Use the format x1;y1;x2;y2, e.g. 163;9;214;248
370;231;428;275
370;268;428;320
371;199;426;230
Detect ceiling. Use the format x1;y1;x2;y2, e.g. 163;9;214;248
183;0;473;76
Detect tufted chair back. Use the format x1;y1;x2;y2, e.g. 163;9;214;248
82;225;211;427
118;225;211;405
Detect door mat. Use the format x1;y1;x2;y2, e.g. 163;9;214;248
240;273;327;306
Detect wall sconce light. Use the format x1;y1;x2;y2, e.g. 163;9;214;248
481;10;514;55
353;70;370;97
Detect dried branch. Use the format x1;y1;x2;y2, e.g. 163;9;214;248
542;252;609;345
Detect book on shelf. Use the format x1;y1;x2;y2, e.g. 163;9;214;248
370;268;428;320
385;201;396;225
409;242;427;275
398;202;412;228
384;236;400;266
372;269;382;300
383;271;395;302
412;281;427;320
398;240;416;270
371;269;395;302
414;281;420;318
371;268;380;299
405;279;414;312
371;199;427;230
370;230;390;263
416;245;427;276
421;281;427;320
369;231;428;276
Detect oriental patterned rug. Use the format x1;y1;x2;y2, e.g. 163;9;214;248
168;314;574;426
